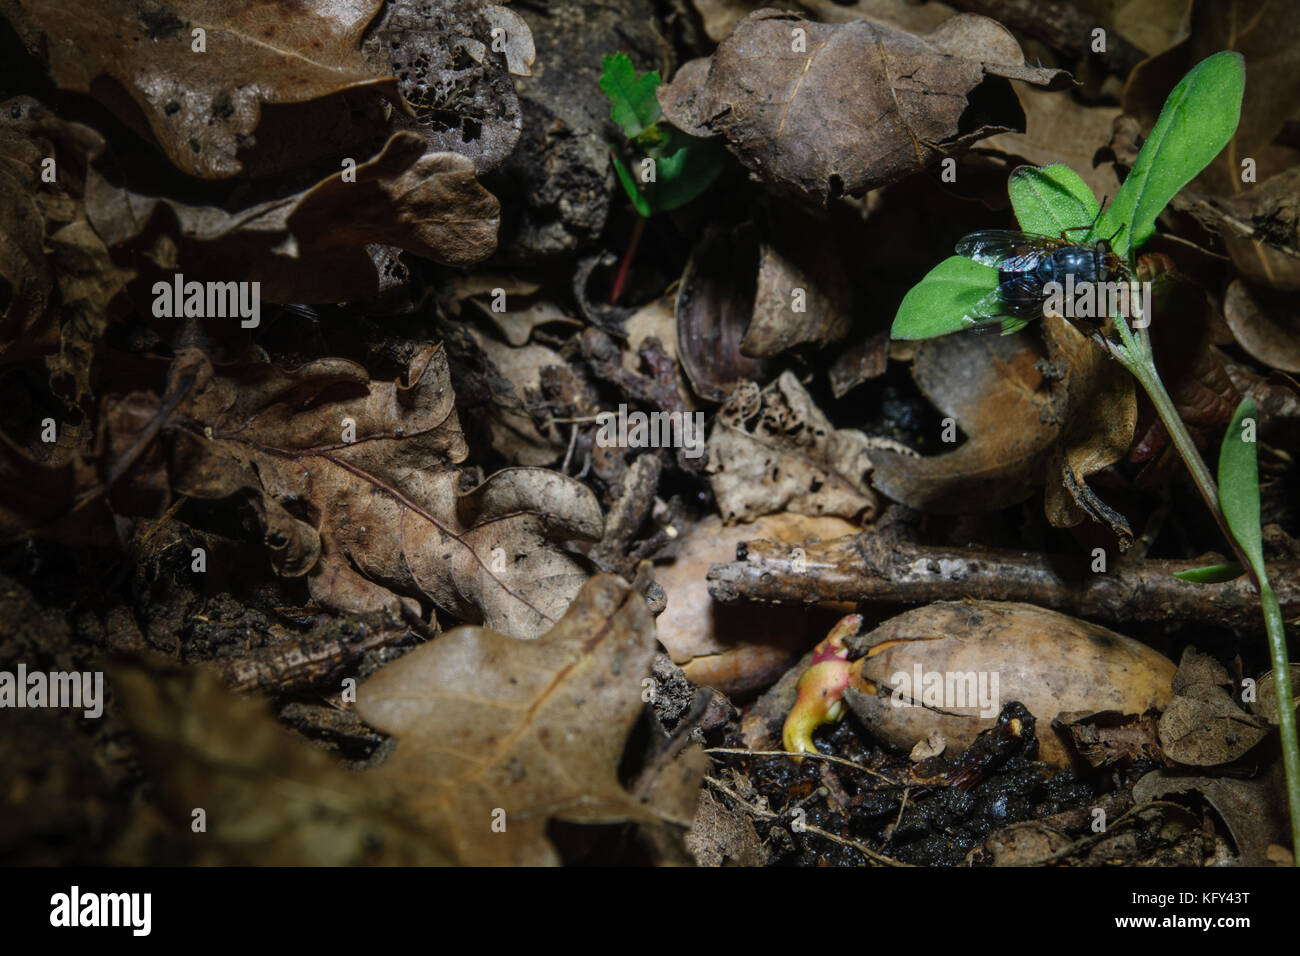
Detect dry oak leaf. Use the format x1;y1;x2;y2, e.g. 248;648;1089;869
3;0;403;179
111;658;451;865
657;10;1070;205
356;574;663;866
86;131;500;303
145;345;600;638
707;371;877;523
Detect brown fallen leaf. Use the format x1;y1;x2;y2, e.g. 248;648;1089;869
1055;710;1165;768
465;328;568;466
976;86;1122;208
4;0;399;179
1224;280;1300;373
870;326;1059;514
1157;646;1271;766
109;344;600;638
707;371;877;523
658;10;1070;205
1250;664;1300;725
110;657;450;865
86;131;500;303
743;205;854;357
356;574;664;866
841;601;1177;767
0;97;129;386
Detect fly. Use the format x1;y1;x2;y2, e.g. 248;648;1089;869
955;227;1128;335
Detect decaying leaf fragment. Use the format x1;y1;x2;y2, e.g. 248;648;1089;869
3;0;400;179
356;574;666;865
0;97;131;390
87;131;500;303
110;345;600;638
841;601;1177;767
1157;647;1271;766
361;0;534;174
111;658;449;865
707;371;876;523
658;10;1070;205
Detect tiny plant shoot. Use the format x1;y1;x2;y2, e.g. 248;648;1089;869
599;52;723;218
598;53;724;302
890;52;1300;862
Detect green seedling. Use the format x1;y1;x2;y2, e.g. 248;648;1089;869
598;53;724;303
890;51;1299;862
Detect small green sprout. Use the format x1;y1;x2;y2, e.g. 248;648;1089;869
598;52;723;218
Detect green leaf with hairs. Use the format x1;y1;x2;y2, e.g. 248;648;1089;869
1093;51;1244;258
891;256;998;340
1009;164;1099;238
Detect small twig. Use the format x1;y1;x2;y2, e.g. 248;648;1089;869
707;534;1300;628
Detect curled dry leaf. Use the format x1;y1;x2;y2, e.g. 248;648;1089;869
87;131;500;303
676;228;769;401
112;345;600;638
1041;313;1137;547
1157;647;1271;766
657;10;1070;205
707;371;877;523
3;0;399;179
655;513;858;696
1134;763;1292;867
871;326;1059;514
356;574;666;866
110;658;449;865
1224;280;1300;374
842;601;1177;767
743;206;854;357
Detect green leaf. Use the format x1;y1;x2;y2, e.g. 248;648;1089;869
891;256;998;340
599;53;661;140
1009;164;1100;238
644;127;725;213
1093;51;1245;258
1173;562;1245;584
1218;397;1265;578
609;149;653;218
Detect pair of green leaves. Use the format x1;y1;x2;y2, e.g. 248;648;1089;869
599;52;724;217
890;50;1245;341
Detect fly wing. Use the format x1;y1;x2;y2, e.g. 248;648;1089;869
960;285;1016;330
960;275;1042;334
955;229;1054;271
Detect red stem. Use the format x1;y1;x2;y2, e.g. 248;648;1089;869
609;215;646;306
